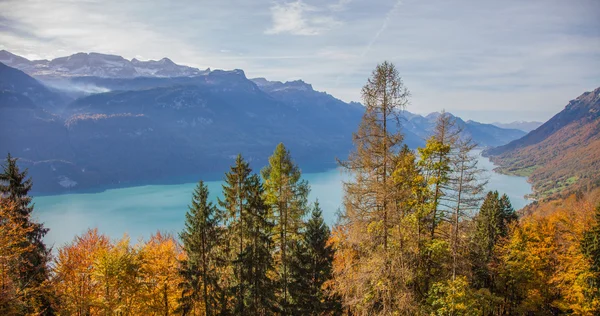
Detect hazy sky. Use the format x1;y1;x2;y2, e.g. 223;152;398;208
1;0;599;122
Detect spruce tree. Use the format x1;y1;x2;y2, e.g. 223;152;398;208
289;201;341;315
218;154;252;313
261;143;309;312
470;191;517;289
179;180;223;316
0;153;54;315
245;174;277;315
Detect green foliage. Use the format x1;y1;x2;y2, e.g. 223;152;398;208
179;180;224;316
289;202;342;315
428;276;501;316
0;153;54;315
261;142;310;311
470;191;518;290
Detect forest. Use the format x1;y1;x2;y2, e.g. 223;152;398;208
1;62;600;315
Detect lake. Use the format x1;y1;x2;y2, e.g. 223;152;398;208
33;152;532;248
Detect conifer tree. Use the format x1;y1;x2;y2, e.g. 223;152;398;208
332;61;418;314
219;154;252;313
289;201;341;315
179;181;223;316
470;191;517;290
0;153;54;315
244;174;276;315
261;143;309;312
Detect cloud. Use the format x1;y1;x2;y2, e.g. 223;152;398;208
329;0;352;11
265;0;342;36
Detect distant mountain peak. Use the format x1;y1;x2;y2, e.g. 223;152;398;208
0;50;208;79
250;77;313;92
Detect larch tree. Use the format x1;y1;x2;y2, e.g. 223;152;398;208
332;61;417;314
261;143;309;312
447;138;487;280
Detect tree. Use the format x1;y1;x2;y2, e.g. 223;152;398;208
138;232;185;315
289;201;341;315
241;174;276;315
447;138;487;280
470;191;517;290
0;153;54;315
219;154;252;313
52;228;111;315
0;198;34;314
331;61;418;314
581;204;600;310
261;143;309;311
179;181;224;316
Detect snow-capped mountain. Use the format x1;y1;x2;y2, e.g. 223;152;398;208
0;50;209;79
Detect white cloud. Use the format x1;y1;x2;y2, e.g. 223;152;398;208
265;1;342;36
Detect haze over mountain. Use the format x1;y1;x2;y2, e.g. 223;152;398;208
485;87;600;198
0;51;526;193
491;121;543;133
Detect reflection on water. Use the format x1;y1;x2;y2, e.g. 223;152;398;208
34;152;531;247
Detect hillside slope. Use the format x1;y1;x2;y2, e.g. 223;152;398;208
486;87;600;198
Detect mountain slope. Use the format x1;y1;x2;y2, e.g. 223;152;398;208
485;87;600;198
0;58;528;193
0;62;70;110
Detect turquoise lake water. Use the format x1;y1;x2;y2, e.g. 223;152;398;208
33;152;532;247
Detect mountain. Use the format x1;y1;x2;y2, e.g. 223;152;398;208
0;56;527;194
0;62;71;110
485;87;600;198
492;121;543;133
403;111;526;147
0;50;209;79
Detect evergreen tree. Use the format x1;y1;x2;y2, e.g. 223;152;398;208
261;143;309;312
218;154;252;313
289;201;341;315
470;191;517;290
244;174;277;315
179;181;223;316
0;153;54;315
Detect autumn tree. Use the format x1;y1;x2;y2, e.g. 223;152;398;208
138;232;185;315
0;198;34;314
179;181;224;316
332;61;418;314
52;228;111;315
261;143;309;312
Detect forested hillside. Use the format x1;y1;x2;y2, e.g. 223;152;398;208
1;62;598;315
486;87;600;199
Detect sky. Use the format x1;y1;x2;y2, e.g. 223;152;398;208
0;0;599;123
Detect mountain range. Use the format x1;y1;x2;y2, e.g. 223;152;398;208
0;51;527;194
485;87;600;198
491;121;543;133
